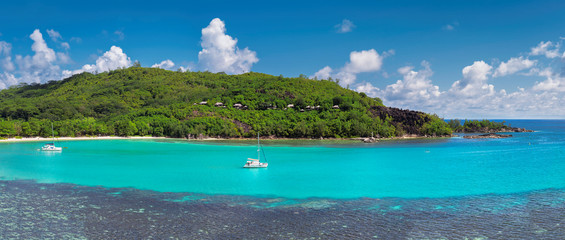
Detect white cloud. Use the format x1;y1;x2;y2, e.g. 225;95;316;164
46;29;70;50
61;42;70;50
114;30;125;41
0;73;18;89
344;49;384;73
335;19;356;33
46;29;62;42
530;41;560;58
462;61;492;82
357;61;442;110
532;68;565;92
152;59;175;70
355;82;380;97
493;56;536;77
57;52;71;64
0;41;15;72
312;66;332;80
70;37;82;43
63;46;131;78
29;29;57;65
449;61;494;97
10;30;63;85
0;41;12;55
442;22;459;31
357;56;565;118
313;49;388;87
198;18;258;74
359;59;565;118
344;37;565;118
178;66;191;72
0;30;70;89
383;61;441;104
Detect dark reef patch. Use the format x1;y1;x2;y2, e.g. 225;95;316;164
1;180;565;239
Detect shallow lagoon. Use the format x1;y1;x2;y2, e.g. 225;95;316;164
1;120;565;199
2;120;565;238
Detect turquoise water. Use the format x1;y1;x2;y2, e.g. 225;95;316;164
1;120;564;199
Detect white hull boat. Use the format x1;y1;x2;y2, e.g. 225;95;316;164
243;133;268;168
244;158;268;168
41;143;62;151
41;123;63;151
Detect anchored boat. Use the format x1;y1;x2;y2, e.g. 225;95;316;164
41;123;62;151
243;133;268;168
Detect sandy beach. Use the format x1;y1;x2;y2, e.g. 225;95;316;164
0;134;443;144
0;136;168;143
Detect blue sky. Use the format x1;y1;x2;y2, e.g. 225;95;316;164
1;0;565;118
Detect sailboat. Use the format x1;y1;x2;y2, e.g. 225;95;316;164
41;123;62;151
243;133;268;168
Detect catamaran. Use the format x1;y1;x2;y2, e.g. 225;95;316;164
41;123;62;151
243;133;268;168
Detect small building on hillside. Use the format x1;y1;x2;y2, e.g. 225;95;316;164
233;103;243;109
333;105;340;109
199;101;208;105
215;102;224;107
287;104;294;108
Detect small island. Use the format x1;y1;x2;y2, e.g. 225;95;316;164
447;119;532;139
463;133;513;139
448;119;533;133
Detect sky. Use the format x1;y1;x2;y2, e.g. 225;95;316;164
1;0;565;119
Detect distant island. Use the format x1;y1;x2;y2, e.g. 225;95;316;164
448;119;533;133
463;133;514;139
0;67;526;140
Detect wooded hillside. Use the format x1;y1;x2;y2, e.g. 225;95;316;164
0;67;452;138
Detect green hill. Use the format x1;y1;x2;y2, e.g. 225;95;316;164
0;67;451;139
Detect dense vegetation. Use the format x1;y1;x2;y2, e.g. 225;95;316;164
0;67;452;139
447;119;516;133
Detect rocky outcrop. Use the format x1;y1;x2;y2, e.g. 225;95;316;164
463;133;512;139
456;127;533;133
509;128;534;133
369;106;430;135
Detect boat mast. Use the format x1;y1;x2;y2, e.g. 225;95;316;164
257;132;260;161
52;123;54;142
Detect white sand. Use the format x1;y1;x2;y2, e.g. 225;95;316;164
0;136;168;143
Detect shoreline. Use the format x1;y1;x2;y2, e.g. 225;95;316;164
0;134;447;143
0;136;167;143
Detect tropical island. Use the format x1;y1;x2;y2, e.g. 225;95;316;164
448;119;533;133
0;67;523;140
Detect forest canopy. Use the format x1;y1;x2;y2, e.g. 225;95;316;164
0;67;452;139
